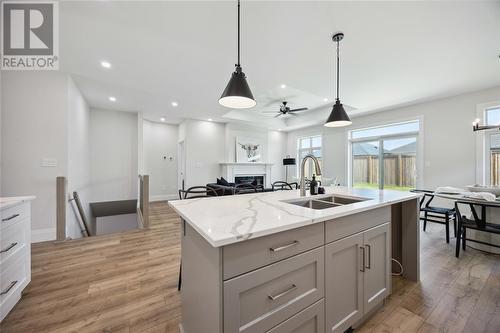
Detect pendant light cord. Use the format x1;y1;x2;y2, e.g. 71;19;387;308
336;39;340;101
237;0;241;67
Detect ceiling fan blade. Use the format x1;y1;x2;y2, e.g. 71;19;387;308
289;108;308;112
274;113;282;118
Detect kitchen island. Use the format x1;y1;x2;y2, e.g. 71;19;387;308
169;187;421;333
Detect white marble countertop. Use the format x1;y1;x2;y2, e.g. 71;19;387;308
0;196;36;210
168;187;421;247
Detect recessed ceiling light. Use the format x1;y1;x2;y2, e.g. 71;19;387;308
208;118;213;122
160;117;166;122
280;84;287;89
323;98;329;102
109;96;116;102
101;61;111;69
171;101;178;107
278;129;282;131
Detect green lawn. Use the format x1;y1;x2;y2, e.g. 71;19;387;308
353;182;413;192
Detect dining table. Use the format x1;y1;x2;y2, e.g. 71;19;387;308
433;191;500;254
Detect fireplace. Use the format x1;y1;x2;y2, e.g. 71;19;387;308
234;175;264;187
220;162;273;188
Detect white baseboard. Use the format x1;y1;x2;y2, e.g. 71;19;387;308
150;194;178;202
31;228;56;243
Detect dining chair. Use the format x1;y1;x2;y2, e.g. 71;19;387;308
234;182;261;194
272;181;295;191
177;186;218;291
179;186;218;199
454;200;500;257
410;189;457;243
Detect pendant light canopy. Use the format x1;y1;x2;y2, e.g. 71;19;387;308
219;0;256;109
325;32;352;128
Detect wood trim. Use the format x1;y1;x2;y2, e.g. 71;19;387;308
56;177;66;241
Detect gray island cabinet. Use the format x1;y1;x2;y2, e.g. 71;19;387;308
169;187;421;333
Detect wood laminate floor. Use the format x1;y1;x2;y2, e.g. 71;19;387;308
1;202;499;333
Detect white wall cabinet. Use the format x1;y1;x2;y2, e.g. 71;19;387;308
325;222;391;333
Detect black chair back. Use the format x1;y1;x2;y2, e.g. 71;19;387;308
272;181;294;191
179;186;218;200
234;183;259;194
410;189;435;209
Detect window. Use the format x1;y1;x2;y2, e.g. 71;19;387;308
486;106;500;126
349;120;419;191
488;133;500;186
482;106;500;186
297;135;322;179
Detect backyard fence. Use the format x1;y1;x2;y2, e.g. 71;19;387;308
353;154;416;187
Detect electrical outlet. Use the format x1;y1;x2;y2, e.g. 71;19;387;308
41;158;57;167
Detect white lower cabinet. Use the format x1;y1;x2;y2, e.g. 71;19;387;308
325;222;391;333
0;199;33;322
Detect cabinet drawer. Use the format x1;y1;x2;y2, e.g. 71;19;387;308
223;223;324;279
224;247;324;333
0;250;27;305
325;206;390;244
1;202;29;230
266;299;324;333
0;218;27;266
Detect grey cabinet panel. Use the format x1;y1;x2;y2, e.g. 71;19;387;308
224;247;324;333
266;299;324;333
325;207;390;244
363;222;391;314
223;223;324;280
325;232;364;333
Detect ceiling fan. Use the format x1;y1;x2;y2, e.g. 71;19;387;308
262;101;308;118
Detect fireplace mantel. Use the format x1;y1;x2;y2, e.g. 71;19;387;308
219;162;274;187
219;162;274;166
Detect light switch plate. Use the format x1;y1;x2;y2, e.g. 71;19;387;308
41;158;57;167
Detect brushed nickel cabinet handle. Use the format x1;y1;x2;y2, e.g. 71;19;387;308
2;214;19;222
269;240;299;252
268;284;297;301
365;244;371;269
0;280;18;295
360;247;365;272
0;242;17;253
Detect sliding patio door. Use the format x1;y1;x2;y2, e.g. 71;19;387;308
350;121;419;191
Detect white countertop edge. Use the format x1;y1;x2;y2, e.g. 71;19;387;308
171;194;420;248
0;196;36;210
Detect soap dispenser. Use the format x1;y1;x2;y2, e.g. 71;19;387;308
310;175;318;195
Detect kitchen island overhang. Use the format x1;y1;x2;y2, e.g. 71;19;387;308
169;187;421;333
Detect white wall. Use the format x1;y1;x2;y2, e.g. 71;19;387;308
1;71;69;241
143;120;178;200
287;86;500;190
267;130;287;183
89;109;138;202
183;120;225;188
67;77;91;239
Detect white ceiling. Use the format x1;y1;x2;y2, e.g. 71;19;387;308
61;1;500;130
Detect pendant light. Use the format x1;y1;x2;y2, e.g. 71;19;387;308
219;0;256;109
325;32;352;127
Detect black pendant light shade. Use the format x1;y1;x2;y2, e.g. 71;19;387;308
325;100;351;127
325;32;352;127
219;65;256;109
219;0;256;109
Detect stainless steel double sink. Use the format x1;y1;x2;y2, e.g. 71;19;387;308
282;195;369;210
